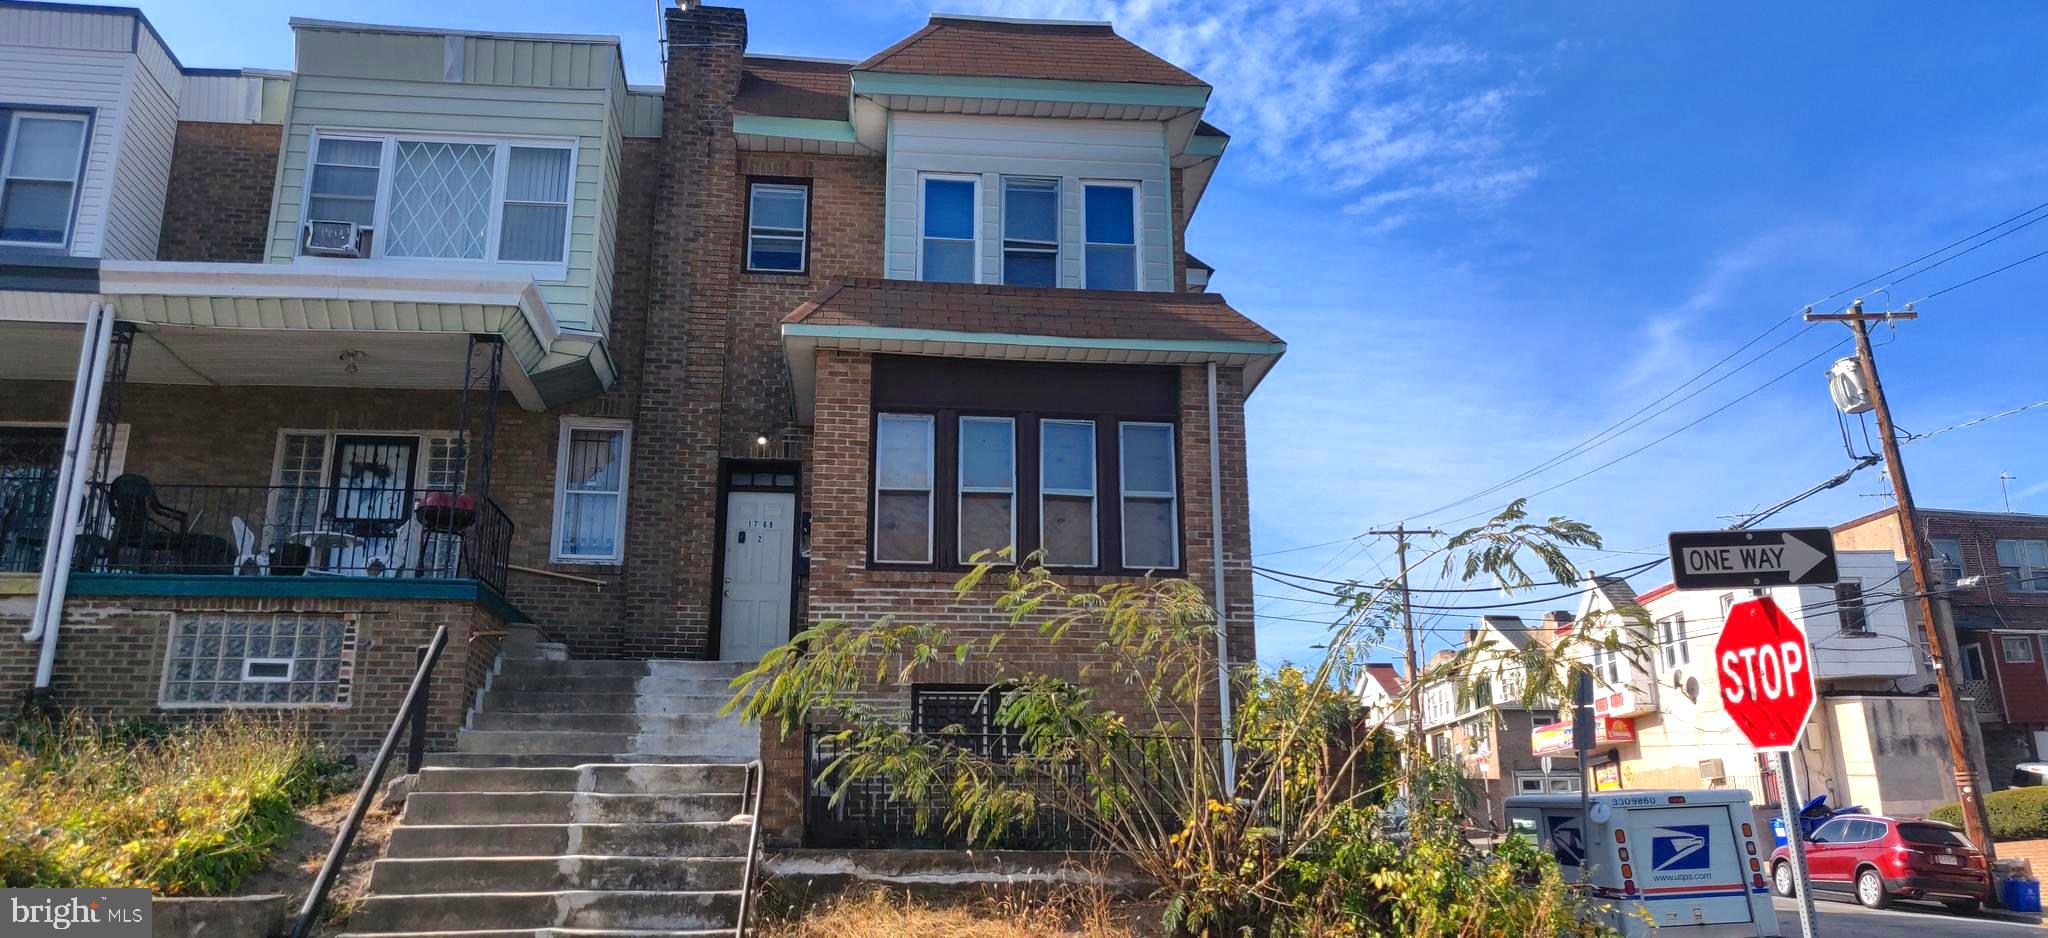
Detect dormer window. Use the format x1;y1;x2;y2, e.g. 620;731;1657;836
1083;182;1138;290
918;174;978;283
1000;177;1058;287
0;111;90;248
302;131;574;270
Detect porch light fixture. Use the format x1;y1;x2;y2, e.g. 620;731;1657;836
756;435;770;447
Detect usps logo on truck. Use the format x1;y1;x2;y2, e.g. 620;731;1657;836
1650;825;1711;872
1547;815;1584;866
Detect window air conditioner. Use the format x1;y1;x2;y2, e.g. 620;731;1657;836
1698;758;1725;781
304;220;364;258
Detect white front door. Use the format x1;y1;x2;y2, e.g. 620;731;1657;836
720;491;794;661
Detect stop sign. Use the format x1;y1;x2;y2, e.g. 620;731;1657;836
1715;596;1817;751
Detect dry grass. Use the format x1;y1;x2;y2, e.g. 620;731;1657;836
758;886;1157;938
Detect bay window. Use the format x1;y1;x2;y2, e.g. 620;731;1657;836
301;131;574;269
868;356;1183;572
0;110;90;247
874;413;935;563
1001;176;1058;287
919;174;977;283
1083;181;1137;290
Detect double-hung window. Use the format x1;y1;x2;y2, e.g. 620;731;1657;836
957;417;1016;561
1001;177;1058;286
1658;614;1689;669
552;419;631;563
302;132;575;269
1930;536;1966;584
747;181;808;272
1118;422;1177;569
1040;420;1098;567
1083;181;1138;290
0;111;89;247
874;414;935;563
919;174;978;283
1833;581;1869;633
1997;538;2048;593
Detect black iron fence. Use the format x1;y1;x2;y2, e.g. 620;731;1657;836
0;475;58;574
805;725;1103;849
33;479;517;593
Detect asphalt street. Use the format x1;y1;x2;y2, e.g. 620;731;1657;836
1771;895;2043;936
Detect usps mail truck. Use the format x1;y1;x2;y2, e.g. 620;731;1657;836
1505;790;1777;937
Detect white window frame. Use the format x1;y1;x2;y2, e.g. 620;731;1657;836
1962;643;1988;682
1930;536;1966;583
241;658;295;683
1658;614;1689;669
999;175;1059;286
1997;538;2048;593
2002;634;2037;663
916;172;981;283
1039;418;1098;568
1081;179;1141;291
873;413;936;565
301;128;576;278
956;415;1015;563
550;417;632;564
1117;421;1179;570
0;110;91;250
746;181;808;273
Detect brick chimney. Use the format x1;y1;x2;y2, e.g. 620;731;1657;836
1541;610;1574;636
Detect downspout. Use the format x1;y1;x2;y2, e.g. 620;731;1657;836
24;302;105;644
1208;361;1236;789
31;303;116;691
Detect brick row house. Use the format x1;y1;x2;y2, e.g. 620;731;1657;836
0;0;1281;859
1835;506;2048;787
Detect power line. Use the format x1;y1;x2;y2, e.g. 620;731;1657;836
1902;398;2048;444
1252;558;1665;611
1910;245;2048;305
1256;557;1660;593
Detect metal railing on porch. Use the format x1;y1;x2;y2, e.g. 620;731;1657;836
0;476;58;574
46;481;514;593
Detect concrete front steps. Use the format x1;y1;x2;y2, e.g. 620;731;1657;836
340;658;761;937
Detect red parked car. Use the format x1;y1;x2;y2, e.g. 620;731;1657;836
1769;813;1989;913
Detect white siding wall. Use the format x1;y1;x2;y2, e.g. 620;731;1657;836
179;74;268;123
0;5;131;51
0;44;130;258
104;50;179;260
884;113;1172;291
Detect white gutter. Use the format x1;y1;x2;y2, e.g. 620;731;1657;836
1208;361;1236;788
23;302;104;643
29;303;115;690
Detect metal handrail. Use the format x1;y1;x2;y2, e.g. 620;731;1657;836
735;758;765;938
290;624;449;938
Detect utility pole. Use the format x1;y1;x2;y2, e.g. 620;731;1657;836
1370;526;1442;748
1807;300;1995;858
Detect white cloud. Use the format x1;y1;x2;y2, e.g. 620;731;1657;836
946;0;1539;226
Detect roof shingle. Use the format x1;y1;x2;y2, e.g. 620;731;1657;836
784;278;1281;345
857;15;1206;87
736;55;853;120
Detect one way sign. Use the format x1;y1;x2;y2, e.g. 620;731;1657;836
1667;528;1838;590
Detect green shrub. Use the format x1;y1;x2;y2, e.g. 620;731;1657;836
1930;786;2048;841
0;715;346;895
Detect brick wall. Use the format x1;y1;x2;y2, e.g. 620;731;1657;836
0;593;500;757
753;348;1260;842
156;121;283;263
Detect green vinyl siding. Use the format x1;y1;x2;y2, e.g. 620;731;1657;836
462;37;615;89
295;29;446;82
265;67;623;334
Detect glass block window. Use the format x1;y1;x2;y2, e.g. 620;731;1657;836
162;613;353;707
386;140;495;260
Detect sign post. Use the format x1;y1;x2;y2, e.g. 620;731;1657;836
1716;595;1820;938
1573;671;1594;880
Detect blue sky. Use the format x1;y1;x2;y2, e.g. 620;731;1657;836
129;0;2048;668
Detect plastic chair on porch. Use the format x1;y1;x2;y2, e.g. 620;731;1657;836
230;516;268;576
367;519;425;578
105;474;189;570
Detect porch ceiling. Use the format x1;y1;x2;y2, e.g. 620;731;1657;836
1;321;475;391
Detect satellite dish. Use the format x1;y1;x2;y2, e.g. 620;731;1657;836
1828;357;1875;415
